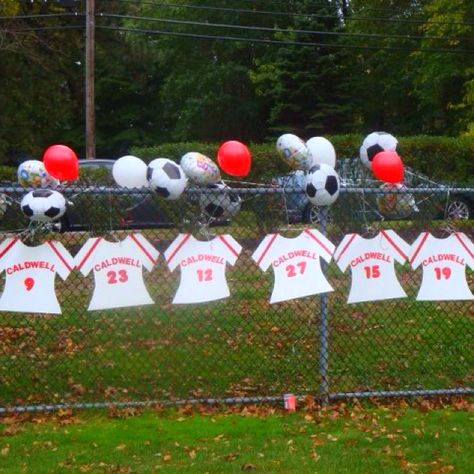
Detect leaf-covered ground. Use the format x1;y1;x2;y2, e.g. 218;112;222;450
0;399;472;473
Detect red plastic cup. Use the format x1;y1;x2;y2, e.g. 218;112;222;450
284;394;297;411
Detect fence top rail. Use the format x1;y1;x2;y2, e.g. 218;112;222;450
0;185;473;195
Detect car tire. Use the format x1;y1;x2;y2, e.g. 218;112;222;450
444;196;471;220
303;203;321;224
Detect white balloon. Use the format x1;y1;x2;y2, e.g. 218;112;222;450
306;137;336;168
112;155;148;189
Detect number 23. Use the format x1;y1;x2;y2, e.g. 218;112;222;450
107;269;128;284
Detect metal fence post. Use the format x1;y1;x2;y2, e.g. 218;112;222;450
318;207;330;405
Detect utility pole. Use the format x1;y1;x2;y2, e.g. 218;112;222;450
85;0;96;159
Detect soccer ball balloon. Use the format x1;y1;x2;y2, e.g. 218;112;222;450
305;164;340;206
199;182;241;219
359;132;398;169
17;160;58;188
20;189;66;222
147;158;187;200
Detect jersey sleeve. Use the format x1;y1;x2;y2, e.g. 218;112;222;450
74;237;102;276
164;234;190;271
408;232;429;269
381;229;409;264
0;238;18;272
304;228;335;263
333;233;357;272
129;234;159;271
217;235;242;266
47;241;74;280
454;232;474;270
251;234;278;271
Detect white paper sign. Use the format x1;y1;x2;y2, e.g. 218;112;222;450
252;228;335;304
164;234;242;304
334;230;410;304
0;238;74;314
409;232;474;301
74;234;159;310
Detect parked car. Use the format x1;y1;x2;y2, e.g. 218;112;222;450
273;159;473;224
57;159;177;231
60;159;232;232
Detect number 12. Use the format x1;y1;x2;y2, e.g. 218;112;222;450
197;268;213;282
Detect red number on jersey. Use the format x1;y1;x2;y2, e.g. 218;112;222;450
107;270;129;284
197;268;213;282
286;261;307;277
24;277;35;291
363;265;380;279
434;267;452;280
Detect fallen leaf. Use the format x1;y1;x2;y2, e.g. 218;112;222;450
241;463;256;471
310;451;321;461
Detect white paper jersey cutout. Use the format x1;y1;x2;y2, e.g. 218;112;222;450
334;230;410;304
408;232;474;301
0;238;74;314
164;234;242;304
74;234;159;310
252;229;335;304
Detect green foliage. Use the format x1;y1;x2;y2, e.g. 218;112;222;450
0;0;20;15
133;134;474;183
1;1;473;159
248;0;354;136
0;0;84;163
400;135;474;183
0;165;18;183
412;0;474;134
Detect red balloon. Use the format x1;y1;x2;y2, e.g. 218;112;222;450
371;151;404;184
217;141;251;177
43;144;79;181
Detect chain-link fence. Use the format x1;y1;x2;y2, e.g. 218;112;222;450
0;183;472;413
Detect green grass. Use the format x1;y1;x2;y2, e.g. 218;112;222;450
0;405;472;473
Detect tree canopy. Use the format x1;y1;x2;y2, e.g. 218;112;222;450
0;0;472;161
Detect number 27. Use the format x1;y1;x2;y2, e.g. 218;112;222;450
286;261;307;277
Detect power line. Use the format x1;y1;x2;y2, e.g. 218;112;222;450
1;25;84;33
2;22;471;53
95;24;474;54
104;0;474;27
2;10;471;43
97;12;473;43
0;13;84;21
20;0;429;18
